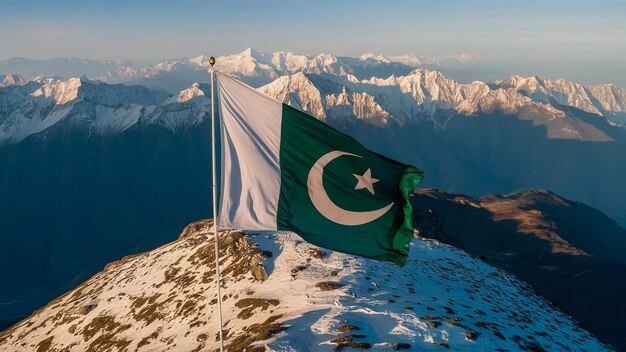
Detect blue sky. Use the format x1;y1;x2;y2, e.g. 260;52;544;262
1;0;625;84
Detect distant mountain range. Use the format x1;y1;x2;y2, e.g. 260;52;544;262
0;49;480;92
1;49;626;339
2;60;625;146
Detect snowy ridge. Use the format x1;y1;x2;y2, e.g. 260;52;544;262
0;76;215;145
189;49;350;86
2;58;626;145
2;50;625;126
358;53;480;66
258;73;327;119
0;74;27;88
86;49;475;89
0;77;169;144
0;219;609;351
259;69;567;131
495;75;626;126
258;73;392;125
31;77;81;104
163;82;209;104
0;50;479;88
145;83;211;131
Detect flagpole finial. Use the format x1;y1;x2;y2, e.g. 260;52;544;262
209;56;216;67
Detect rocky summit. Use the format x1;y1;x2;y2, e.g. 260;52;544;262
0;219;609;351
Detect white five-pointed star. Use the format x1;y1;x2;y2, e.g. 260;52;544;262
353;168;379;195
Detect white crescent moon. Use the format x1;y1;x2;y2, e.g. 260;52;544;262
307;150;394;226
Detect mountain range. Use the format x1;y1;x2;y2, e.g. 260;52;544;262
1;49;626;349
1;48;625;142
0;49;480;93
2;64;626;144
2;56;625;222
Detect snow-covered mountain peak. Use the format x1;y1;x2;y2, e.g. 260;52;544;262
152;60;187;72
495;75;545;89
360;53;392;63
234;48;274;64
345;73;362;83
381;69;491;110
494;74;626;125
386;54;422;66
360;68;455;86
259;69;582;133
31;77;82;104
217;49;277;80
406;67;454;80
311;52;340;67
0;219;609;351
356;53;477;67
164;82;209;104
456;87;533;115
0;78;173;145
259;73;395;125
0;74;27;87
269;52;305;72
27;76;168;107
259;72;326;117
258;72;316;98
189;54;209;67
143;83;211;131
586;84;626;114
239;47;263;58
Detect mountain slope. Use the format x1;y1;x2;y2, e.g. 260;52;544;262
256;71;626;227
495;75;626;127
262;70;618;141
411;189;626;350
0;74;27;88
0;118;213;331
0;77;170;145
0;219;609;351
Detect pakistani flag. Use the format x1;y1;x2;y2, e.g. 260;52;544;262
216;72;424;265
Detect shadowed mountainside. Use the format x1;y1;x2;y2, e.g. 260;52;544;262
0;119;213;330
411;189;626;350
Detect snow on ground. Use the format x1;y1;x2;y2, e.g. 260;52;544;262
258;232;608;351
0;219;611;351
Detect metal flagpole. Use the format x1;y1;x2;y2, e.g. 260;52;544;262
209;56;225;352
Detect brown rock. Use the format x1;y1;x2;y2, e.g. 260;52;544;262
252;263;268;281
315;281;345;291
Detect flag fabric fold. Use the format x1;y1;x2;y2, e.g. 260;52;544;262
216;72;424;265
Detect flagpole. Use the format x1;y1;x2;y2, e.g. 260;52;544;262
209;56;225;352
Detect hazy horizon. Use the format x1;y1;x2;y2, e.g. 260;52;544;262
2;49;625;88
1;0;625;86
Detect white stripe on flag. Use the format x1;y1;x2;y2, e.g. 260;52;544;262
216;72;283;230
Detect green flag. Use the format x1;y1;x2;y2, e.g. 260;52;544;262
217;72;424;265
